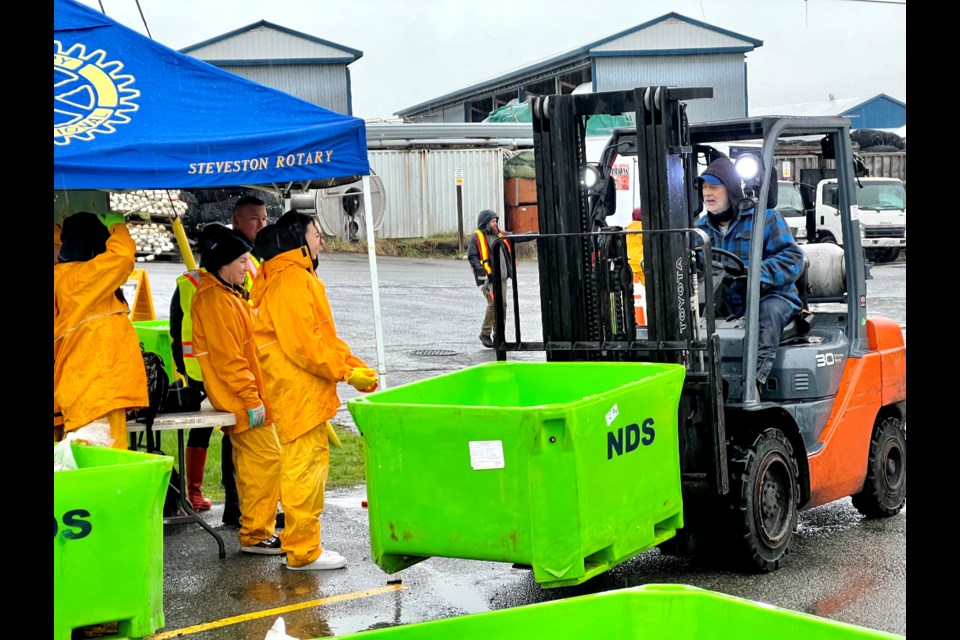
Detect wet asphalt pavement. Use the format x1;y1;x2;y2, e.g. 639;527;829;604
139;254;906;640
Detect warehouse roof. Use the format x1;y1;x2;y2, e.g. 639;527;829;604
180;20;362;64
396;12;762;116
749;94;905;118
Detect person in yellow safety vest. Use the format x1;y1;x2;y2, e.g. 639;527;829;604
252;211;377;571
232;195;268;291
625;207;645;285
467;209;513;349
191;224;284;556
54;211;148;448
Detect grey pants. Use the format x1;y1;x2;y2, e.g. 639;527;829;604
480;280;508;337
756;295;799;385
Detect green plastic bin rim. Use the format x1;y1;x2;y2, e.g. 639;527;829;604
54;442;174;471
132;319;170;329
349;361;685;411
323;584;903;639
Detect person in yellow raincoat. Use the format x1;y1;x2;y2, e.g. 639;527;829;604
191;224;283;555
251;211;378;571
54;211;148;448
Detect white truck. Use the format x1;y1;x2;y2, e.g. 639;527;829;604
802;175;906;263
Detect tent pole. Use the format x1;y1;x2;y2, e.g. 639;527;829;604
362;175;388;389
171;215;197;271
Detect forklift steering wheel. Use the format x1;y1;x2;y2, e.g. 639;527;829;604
695;246;747;278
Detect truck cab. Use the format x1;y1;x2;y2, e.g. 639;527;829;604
806;176;906;263
776;180;807;243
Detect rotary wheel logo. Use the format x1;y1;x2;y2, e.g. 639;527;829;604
54;41;140;146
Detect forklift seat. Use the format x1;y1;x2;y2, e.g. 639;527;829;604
779;243;847;344
780;251;813;343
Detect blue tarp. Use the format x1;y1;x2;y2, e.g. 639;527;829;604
54;0;370;191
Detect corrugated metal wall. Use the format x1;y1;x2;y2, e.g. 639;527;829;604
443;105;464;123
843;100;907;129
369;149;505;239
594;54;746;122
220;64;350;115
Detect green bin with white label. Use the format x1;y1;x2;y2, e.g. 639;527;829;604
348;361;686;588
54;443;173;640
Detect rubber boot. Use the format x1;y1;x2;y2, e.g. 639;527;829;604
186;447;212;511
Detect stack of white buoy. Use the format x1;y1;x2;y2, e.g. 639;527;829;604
111;189;189;219
109;189;185;262
129;222;178;262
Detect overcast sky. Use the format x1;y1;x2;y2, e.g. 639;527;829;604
73;0;906;120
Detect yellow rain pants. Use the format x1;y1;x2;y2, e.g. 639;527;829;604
278;423;330;567
231;424;282;547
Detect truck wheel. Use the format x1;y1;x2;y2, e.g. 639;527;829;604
868;248;900;264
728;428;799;572
852;417;906;517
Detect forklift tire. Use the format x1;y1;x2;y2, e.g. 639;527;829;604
728;428;799;572
852;417;906;518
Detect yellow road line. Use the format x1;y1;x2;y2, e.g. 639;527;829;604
150;584;407;639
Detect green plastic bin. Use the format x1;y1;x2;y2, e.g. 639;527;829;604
132;319;176;383
348;361;686;588
54;443;173;640
323;584;904;639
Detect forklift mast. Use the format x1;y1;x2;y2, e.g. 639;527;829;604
530;87;713;357
527;87;728;496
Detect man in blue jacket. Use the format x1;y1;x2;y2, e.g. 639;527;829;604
694;157;805;389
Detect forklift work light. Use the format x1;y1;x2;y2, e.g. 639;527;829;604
734;153;762;183
582;164;601;189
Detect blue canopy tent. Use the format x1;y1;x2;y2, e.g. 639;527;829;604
54;0;369;190
53;0;387;377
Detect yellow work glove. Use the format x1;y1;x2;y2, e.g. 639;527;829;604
347;367;379;393
326;421;342;448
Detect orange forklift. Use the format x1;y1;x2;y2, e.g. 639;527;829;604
491;86;906;571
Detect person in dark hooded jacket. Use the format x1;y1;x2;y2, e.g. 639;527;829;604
467;209;513;348
694;156;805;389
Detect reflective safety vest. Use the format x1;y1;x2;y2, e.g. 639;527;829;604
474;230;511;275
242;254;260;293
177;269;204;381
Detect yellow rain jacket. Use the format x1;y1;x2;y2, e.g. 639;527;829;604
625;219;645;285
53;223;148;433
251;246;368;445
191;271;271;435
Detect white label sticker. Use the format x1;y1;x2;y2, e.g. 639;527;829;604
469;440;505;470
850;205;860;221
606;403;619;426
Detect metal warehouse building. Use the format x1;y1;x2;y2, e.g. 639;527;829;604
179;21;362;116
395;13;764;124
750;94;906;130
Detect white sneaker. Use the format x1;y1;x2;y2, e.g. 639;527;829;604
281;549;347;570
